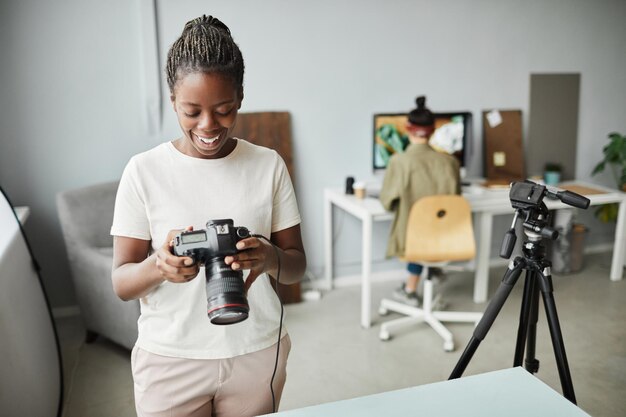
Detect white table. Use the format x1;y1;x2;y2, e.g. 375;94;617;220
262;367;590;417
324;182;626;328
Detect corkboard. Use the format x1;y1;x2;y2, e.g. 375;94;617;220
483;110;525;181
231;112;301;304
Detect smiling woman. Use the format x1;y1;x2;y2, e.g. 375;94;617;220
171;72;241;159
110;14;306;417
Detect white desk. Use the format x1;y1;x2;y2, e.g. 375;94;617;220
324;182;626;328
263;367;590;417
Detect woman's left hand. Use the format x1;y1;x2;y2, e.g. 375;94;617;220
224;237;278;292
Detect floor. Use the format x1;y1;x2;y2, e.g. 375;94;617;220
57;252;626;417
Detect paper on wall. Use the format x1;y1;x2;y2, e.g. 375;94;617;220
486;109;503;128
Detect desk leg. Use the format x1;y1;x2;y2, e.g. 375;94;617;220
324;193;334;290
474;212;493;303
361;217;372;328
610;199;626;281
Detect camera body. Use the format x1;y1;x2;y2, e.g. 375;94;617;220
173;219;251;325
173;219;250;263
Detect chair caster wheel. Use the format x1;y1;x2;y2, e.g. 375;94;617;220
443;341;454;352
379;306;388;316
379;331;391;341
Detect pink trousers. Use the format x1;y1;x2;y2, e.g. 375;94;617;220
131;335;291;417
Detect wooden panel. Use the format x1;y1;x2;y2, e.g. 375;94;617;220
231;112;301;304
558;184;607;196
483;110;525;181
233;112;295;179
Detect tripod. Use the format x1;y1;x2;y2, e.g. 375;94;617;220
448;181;590;404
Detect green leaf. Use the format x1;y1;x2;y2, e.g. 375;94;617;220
592;132;626;188
605;141;622;162
591;161;605;176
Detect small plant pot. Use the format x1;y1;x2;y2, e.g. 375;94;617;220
544;170;561;186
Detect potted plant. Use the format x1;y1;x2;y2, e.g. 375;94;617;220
591;132;626;222
544;162;562;186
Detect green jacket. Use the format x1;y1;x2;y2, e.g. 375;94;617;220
379;143;461;258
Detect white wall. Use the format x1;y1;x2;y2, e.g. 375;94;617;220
1;0;624;307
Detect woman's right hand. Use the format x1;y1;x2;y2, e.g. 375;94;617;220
155;227;200;283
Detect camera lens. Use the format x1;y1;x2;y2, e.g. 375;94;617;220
204;257;249;325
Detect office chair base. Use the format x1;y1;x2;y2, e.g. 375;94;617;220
378;287;483;352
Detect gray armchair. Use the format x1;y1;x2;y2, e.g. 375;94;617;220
56;181;139;350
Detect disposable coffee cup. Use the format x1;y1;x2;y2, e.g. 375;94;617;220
353;182;366;199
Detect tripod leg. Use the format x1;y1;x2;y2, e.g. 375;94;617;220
523;272;541;373
513;269;535;367
449;259;525;379
538;268;577;404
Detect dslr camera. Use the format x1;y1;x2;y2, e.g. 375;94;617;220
173;219;251;325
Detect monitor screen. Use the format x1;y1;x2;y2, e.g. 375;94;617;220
372;112;472;172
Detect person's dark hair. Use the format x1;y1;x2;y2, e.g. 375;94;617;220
166;15;245;94
407;96;434;127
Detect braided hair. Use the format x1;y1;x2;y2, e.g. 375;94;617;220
407;96;434;127
166;15;245;94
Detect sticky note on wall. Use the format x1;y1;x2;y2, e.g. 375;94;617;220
493;152;506;167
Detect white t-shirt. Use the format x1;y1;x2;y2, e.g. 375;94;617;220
110;139;301;359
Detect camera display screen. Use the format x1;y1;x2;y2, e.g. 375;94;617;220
181;231;207;244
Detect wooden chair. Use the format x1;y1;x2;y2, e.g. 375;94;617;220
378;195;483;351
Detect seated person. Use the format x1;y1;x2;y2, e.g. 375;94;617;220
379;96;461;306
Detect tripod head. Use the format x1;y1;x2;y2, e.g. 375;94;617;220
500;180;590;259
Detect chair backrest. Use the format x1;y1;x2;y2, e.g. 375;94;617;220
403;195;475;263
56;181;119;249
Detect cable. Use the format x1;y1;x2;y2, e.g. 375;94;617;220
252;234;283;414
0;185;65;417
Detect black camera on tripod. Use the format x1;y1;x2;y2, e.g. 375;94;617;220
173;219;251;325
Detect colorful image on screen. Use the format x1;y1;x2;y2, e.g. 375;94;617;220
373;112;471;171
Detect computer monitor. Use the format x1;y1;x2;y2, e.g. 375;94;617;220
372;111;472;175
